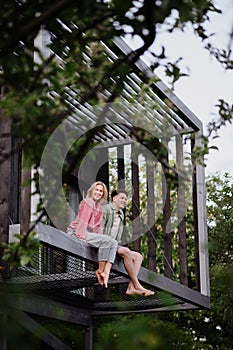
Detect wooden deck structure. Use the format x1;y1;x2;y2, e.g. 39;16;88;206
0;35;210;349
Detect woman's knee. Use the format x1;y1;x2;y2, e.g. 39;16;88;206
112;240;118;249
103;237;117;249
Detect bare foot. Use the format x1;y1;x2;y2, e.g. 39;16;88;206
95;270;104;286
100;271;109;288
141;288;155;296
126;287;154;297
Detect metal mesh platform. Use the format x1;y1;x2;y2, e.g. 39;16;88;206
5;243;191;314
3;223;210;315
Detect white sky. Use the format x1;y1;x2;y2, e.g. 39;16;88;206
126;0;233;176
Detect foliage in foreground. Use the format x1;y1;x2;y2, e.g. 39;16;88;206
94;314;201;350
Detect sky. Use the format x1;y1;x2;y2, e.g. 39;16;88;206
126;0;233;176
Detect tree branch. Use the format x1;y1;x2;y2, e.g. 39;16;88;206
0;0;76;58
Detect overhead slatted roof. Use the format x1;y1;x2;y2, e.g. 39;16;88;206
59;36;201;150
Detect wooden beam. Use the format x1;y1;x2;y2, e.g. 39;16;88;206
9;309;72;350
7;293;93;327
92;302;200;315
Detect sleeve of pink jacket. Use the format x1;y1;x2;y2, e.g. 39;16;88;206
74;199;94;239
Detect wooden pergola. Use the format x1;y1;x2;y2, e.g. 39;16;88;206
0;34;210;350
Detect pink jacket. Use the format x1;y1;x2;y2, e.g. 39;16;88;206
67;197;103;239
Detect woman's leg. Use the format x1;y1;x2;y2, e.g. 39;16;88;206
95;261;106;286
99;262;113;288
98;239;118;288
86;232;118;287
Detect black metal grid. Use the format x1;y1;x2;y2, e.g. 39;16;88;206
6;244;190;314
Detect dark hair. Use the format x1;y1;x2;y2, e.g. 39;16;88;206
111;189;128;200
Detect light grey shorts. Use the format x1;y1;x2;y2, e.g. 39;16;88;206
67;229;118;263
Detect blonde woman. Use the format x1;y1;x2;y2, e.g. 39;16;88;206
67;181;118;288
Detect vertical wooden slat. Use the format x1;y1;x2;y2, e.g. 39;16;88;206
131;144;140;252
20;165;31;233
0;116;11;244
0;117;21;277
0;119;21;236
117;144;127;244
162;142;172;279
191;136;200;291
191;132;210;296
176;135;188;286
85;325;93;350
9;134;21;225
117;145;125;189
78;147;109;193
0;311;7;350
96;148;109;191
146;161;156;271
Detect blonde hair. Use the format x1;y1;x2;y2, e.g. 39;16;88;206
86;181;108;204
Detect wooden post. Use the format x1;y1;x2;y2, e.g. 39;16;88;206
117;144;125;189
85;325;93;350
162;142;172;279
176;135;188;286
20;164;31;234
191;136;200;291
96;148;109;191
191;132;210;296
0;116;11;244
9;134;21;225
117;144;128;244
146;161;156;271
131;144;140;252
0;114;21;281
0;311;7;350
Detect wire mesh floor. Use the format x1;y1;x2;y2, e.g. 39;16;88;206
4;245;188;314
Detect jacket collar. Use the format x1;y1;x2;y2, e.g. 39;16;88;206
109;203;124;219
